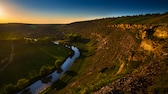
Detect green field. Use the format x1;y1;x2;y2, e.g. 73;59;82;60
0;40;72;93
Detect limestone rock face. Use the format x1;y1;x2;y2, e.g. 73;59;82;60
153;26;168;39
140;39;154;52
95;61;162;94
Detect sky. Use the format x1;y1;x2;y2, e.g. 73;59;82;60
0;0;168;24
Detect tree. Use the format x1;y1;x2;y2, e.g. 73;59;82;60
5;83;17;94
39;65;52;76
41;76;52;84
57;68;63;74
55;59;62;69
16;78;29;90
55;59;64;74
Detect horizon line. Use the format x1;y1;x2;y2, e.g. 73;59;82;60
0;12;167;24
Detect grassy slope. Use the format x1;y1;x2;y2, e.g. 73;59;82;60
0;41;11;69
43;13;168;94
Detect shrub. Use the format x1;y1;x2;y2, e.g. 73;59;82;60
16;78;29;90
39;65;52;76
55;59;62;69
5;83;17;94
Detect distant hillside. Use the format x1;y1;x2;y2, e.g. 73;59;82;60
0;23;63;40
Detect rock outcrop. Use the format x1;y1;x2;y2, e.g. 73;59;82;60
95;24;168;94
95;61;162;94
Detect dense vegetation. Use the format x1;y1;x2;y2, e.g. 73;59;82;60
0;12;168;94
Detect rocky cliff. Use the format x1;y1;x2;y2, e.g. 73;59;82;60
54;13;168;94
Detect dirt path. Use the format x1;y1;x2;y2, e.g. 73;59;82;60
0;44;14;71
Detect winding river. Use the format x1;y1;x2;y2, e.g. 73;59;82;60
18;45;80;94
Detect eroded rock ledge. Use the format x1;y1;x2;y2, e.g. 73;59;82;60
95;24;168;94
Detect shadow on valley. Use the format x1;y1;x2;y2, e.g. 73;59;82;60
51;79;67;90
51;71;78;90
65;70;78;76
41;76;52;84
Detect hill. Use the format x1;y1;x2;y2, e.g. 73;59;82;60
0;12;168;94
46;12;168;94
0;23;63;40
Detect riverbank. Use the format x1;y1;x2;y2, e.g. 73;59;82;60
18;46;80;94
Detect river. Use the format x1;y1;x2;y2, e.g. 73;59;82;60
18;45;80;94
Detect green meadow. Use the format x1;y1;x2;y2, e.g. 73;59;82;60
0;40;72;93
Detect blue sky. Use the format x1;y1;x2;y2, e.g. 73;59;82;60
0;0;168;24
